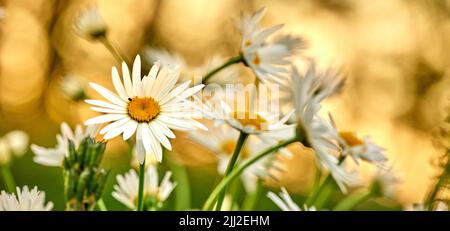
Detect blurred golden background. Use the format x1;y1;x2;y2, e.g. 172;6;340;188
1;0;449;208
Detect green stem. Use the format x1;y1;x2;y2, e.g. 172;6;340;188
168;156;191;210
305;174;332;206
242;180;264;211
215;132;248;211
137;160;146;211
305;155;347;207
201;55;243;84
203;137;298;211
99;36;130;65
332;191;372;211
1;165;16;193
97;198;108;211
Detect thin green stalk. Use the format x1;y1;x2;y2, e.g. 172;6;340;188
99;36;130;64
332;191;372;211
242;180;264;211
201;55;243;84
137;160;146;211
305;155;347;207
305;174;332;206
215;132;248;211
203;137;298;211
97;198;108;211
168;156;191;210
1;165;16;193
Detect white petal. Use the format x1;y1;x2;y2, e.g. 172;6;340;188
144;62;160;96
135;126;146;164
112;66;129;100
140;123;162;162
84;99;125;111
99;117;130;134
159;80;191;105
122;120;138;140
85;114;127;125
132;55;142;96
89;82;127;107
103;122;129;140
153;120;176;139
90;107;126;114
155;69;180;101
122;61;134;96
151;66;170;98
149;122;172;150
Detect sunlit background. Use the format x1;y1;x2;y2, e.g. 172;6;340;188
1;0;449;210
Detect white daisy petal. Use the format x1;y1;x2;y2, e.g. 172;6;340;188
99;117;130;135
122;120;138;140
85;114;127;125
149;123;172;150
90;106;126;114
85;99;124;111
89;82;127;107
112;66;129;100
122;61;134;96
132;55;142;96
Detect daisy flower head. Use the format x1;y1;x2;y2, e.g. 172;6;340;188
237;7;306;84
60;75;87;102
206;85;295;138
335;129;387;165
112;165;176;210
267;187;316;211
371;167;399;199
0;186;53;211
84;55;206;164
74;7;108;40
289;66;357;193
189;124;288;192
143;47;185;70
31;123;97;167
279;62;344;119
0;130;29;165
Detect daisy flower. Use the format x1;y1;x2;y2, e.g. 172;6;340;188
371;167;399;199
188;124;286;192
291;66;356;193
31;123;97;167
335;130;387;165
0;130;29;165
206;86;295;138
112;165;176;210
279;62;344;120
0;186;53;211
267;187;316;211
74;7;108;39
143;47;185;70
60;75;87;101
237;7;305;84
84;55;206;163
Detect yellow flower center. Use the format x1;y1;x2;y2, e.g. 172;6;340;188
339;131;364;147
127;97;161;123
221;139;250;159
231;111;267;131
244;40;252;47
